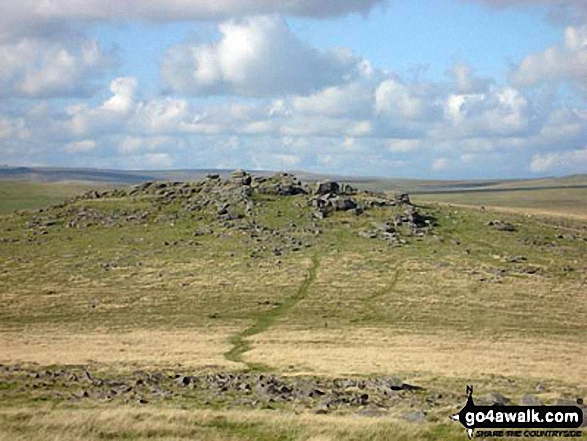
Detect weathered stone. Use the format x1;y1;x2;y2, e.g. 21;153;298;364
331;197;357;211
315;180;340;196
487;392;510;406
520;394;543;406
339;183;357;195
399;193;412;205
496;222;516;232
401;410;426;423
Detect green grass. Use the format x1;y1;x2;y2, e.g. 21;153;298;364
225;254;320;368
1;179;586;440
1;184;585;336
0;180;109;214
414;187;587;217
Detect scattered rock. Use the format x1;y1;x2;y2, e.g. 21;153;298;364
401;410;426;423
520;394;543;406
315;180;340;196
487;220;516;232
487;392;510;406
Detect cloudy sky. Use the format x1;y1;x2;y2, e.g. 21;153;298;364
1;0;587;178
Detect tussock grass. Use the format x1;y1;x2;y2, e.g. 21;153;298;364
0;406;463;441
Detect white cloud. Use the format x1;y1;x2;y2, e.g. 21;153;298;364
446;63;492;94
0;117;30;139
146;152;173;168
376;78;426;120
2;42;586;179
460;153;474;164
511;25;587;88
102;77;137;113
443;87;532;137
161;15;361;97
118;136;178;154
530;148;587;173
132;98;189;133
62;139;96;153
292;81;374;117
67;77;137;136
0;39;112;98
432;157;449;171
384;138;421;152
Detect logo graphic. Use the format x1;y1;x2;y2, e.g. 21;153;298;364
450;386;583;439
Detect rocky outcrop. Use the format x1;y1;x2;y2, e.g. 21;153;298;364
21;170;437;251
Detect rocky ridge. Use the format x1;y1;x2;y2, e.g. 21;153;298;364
20;170;437;254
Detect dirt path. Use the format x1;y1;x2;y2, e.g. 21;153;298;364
224;254;320;369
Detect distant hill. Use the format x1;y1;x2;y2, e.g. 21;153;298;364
1;166;585;194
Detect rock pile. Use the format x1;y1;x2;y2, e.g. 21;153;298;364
358;199;435;242
486;220;516;232
0;364;433;416
309;180;359;219
3;364;585;424
20;170;436;250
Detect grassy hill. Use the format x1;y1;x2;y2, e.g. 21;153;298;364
0;171;586;440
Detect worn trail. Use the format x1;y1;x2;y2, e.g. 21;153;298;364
224;255;320;369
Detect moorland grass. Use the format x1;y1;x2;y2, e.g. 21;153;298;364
0;180;585;440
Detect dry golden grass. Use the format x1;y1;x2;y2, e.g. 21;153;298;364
0;328;240;370
415;187;587;219
0;406;461;441
435;203;587;221
247;328;587;386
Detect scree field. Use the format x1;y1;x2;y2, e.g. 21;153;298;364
0;172;585;441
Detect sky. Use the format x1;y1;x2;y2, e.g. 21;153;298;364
1;0;587;179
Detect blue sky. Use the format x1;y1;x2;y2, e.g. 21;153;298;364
1;0;586;178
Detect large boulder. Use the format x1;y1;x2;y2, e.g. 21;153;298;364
315;180;340;196
230;169;252;186
258;173;306;196
339;183;357;195
399;193;412;205
331;196;357;211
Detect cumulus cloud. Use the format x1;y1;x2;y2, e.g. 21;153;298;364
510;25;587;88
443;87;533;137
2;43;586;178
530;148;587;173
161;15;361;97
446;63;492;94
0;38;113;98
291;81;375;118
67;77;137;136
132;98;190;133
375;78;441;121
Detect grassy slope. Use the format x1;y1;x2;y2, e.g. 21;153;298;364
0;180;110;214
0;180;586;440
414;187;587;218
